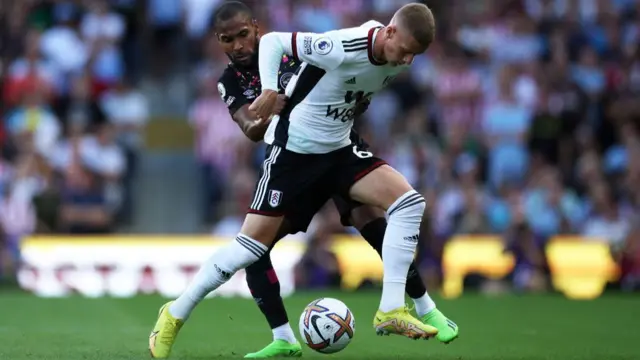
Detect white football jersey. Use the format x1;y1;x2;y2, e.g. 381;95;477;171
261;21;410;154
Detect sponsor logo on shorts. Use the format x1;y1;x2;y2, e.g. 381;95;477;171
268;190;283;207
226;96;235;106
303;36;312;55
313;37;333;55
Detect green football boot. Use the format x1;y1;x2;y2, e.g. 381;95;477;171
421;308;459;344
244;339;303;358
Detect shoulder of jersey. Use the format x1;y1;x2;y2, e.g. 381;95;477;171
218;65;237;83
336;20;381;57
217;66;239;99
359;20;384;28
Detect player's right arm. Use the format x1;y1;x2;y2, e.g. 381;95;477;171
217;70;286;142
232;105;268;142
217;71;262;142
233;96;287;142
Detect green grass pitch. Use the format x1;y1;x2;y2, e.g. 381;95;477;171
1;290;638;359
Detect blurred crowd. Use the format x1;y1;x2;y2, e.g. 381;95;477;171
0;0;149;277
2;0;640;292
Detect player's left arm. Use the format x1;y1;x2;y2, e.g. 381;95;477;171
258;31;345;93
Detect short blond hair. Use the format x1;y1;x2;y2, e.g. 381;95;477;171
394;3;435;49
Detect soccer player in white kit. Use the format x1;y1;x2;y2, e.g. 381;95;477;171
149;4;458;358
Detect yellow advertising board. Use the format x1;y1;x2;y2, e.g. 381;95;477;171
545;237;620;300
441;236;515;298
18;235;620;299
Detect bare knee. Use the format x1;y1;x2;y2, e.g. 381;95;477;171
350;205;385;229
349;165;415;210
240;213;284;246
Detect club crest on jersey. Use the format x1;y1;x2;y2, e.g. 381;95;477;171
268;190;282;207
217;82;226;100
280;72;294;89
313;37;333;55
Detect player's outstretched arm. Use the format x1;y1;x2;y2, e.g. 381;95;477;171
258;32;346;92
217;69;288;142
232;105;270;142
232;95;287;142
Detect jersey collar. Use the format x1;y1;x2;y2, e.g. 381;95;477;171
367;27;386;66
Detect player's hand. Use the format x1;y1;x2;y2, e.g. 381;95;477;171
249;89;279;122
273;94;288;114
354;98;371;117
253;115;272;128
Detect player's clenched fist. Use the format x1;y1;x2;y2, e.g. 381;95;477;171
249;89;279;121
274;94;288;115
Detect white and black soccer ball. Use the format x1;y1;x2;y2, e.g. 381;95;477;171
298;298;355;354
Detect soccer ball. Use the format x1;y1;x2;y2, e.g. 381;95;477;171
298;298;355;354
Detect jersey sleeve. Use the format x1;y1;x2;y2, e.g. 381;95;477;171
360;20;384;28
217;70;250;115
259;31;345;92
290;32;346;71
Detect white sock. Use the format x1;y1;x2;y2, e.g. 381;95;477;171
412;293;436;317
272;322;297;344
379;190;426;312
169;234;267;319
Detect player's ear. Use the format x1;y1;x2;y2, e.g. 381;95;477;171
385;25;396;39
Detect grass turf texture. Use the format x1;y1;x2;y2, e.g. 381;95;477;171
1;290;638;360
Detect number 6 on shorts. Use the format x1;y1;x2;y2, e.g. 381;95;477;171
352;145;373;159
